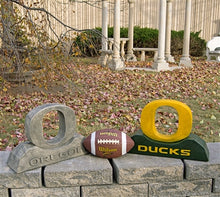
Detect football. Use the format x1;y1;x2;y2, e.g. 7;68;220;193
83;129;135;158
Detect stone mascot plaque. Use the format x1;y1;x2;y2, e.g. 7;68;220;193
129;100;209;161
7;100;209;174
7;103;87;173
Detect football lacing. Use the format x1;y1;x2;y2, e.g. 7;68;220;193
97;139;120;144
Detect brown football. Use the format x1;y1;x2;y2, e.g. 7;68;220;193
83;129;135;158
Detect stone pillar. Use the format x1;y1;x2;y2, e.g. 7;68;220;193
165;0;175;62
153;0;170;71
98;0;109;67
180;0;192;67
108;0;125;70
126;0;137;61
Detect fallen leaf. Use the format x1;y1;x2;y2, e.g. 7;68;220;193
199;120;204;124
210;115;216;120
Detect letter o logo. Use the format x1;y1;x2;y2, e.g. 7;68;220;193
25;103;76;149
141;100;192;142
29;158;40;166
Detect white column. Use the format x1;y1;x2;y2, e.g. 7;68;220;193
98;0;109;67
108;0;125;70
165;0;175;62
153;0;170;71
102;0;108;51
180;0;192;67
126;0;137;61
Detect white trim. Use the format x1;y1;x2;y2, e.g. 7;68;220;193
122;132;127;155
91;132;96;155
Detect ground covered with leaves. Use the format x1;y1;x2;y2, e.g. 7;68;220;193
0;57;219;150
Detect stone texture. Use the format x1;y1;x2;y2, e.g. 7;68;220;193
44;154;112;187
184;143;220;180
179;57;193;67
108;58;125;71
0;151;41;189
152;61;170;71
189;194;220;197
8;133;87;173
25;103;77;149
11;187;79;197
81;183;148;197
213;177;220;193
149;179;212;197
112;153;183;184
0;141;220;196
8;103;87;173
0;189;8;197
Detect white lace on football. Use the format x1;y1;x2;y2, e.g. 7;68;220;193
97;139;120;144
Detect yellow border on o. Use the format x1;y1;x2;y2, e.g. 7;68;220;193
141;100;192;142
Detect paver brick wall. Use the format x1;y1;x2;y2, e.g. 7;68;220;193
0;142;219;197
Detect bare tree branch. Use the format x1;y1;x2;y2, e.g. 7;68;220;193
10;0;103;35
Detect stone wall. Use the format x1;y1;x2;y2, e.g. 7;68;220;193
0;142;219;197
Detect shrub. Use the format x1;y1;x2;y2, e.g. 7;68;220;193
171;30;184;55
133;27;159;48
190;31;206;56
171;30;206;56
71;29;102;57
72;27;206;57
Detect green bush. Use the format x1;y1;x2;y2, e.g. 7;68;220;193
133;27;159;48
72;27;206;57
171;30;184;55
190;31;206;56
171;30;206;56
107;26;158;48
71;29;102;57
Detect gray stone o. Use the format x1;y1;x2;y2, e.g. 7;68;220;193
25;103;76;149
